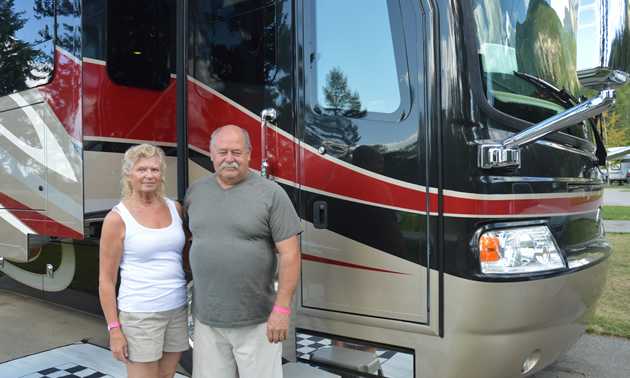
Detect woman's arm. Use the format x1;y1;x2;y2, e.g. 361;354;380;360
98;210;129;363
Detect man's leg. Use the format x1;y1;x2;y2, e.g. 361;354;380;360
231;322;283;378
192;316;239;378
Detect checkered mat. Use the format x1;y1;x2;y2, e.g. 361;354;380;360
19;362;112;378
0;343;188;378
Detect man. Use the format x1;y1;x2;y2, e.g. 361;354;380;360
183;125;302;377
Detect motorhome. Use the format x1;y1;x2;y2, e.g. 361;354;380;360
607;147;630;184
0;0;627;376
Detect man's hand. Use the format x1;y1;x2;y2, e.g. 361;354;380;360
266;310;290;343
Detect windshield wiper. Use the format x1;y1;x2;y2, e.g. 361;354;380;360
513;71;578;109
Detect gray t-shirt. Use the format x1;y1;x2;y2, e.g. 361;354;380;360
183;171;303;328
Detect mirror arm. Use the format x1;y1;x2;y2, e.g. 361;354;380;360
479;89;616;169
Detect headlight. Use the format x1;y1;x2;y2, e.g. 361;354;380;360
479;226;565;274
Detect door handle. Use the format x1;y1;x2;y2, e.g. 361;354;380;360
313;201;328;229
46;263;54;278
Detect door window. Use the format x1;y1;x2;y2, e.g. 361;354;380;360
310;0;410;122
0;0;55;96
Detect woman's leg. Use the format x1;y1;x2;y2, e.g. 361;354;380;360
126;352;182;378
158;351;183;378
126;360;159;378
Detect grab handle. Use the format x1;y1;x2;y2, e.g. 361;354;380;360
261;108;278;179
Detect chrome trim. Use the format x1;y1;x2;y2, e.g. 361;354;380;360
187;281;194;347
577;0;630;89
260;108;278;179
567;251;608;269
503;90;615;149
479;90;616;169
262;108;278;123
478;144;520;169
607;145;630;161
578;68;628;90
46;263;54;278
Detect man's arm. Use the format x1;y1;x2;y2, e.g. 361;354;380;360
266;234;301;343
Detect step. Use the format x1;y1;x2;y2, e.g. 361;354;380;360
282;362;341;377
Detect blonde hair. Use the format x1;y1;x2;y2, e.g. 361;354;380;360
121;144;167;200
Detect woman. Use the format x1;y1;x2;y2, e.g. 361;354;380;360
99;144;188;378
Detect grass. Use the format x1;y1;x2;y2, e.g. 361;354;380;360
602;206;630;221
586;232;630;339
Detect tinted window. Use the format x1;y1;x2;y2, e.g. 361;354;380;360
473;0;591;140
106;0;175;91
82;0;106;60
0;0;55;95
304;0;421;183
311;0;410;122
189;0;277;87
83;0;106;60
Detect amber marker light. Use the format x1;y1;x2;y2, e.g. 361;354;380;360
480;235;500;262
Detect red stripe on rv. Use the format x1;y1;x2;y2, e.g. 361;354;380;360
442;191;603;216
187;79;429;211
84;65;604;217
302;254;410;275
83;61;178;143
0;194;83;239
39;49;83;141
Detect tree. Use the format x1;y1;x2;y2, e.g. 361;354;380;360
0;0;51;94
602;109;629;149
303;67;367;156
322;66;367;118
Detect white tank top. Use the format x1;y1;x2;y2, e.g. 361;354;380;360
114;198;187;312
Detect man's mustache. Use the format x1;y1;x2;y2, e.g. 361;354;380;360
220;162;240;170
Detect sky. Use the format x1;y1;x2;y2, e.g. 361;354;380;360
315;0;402;114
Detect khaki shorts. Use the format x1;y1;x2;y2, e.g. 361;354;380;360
119;305;189;363
192;317;283;378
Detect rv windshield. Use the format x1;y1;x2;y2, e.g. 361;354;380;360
473;0;587;130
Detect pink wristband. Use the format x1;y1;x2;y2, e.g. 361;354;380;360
108;322;121;331
273;305;290;315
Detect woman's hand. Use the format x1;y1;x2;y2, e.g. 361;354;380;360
109;327;129;363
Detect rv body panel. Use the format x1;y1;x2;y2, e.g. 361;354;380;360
0;0;620;376
0;2;83;262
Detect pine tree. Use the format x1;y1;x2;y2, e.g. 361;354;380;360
323;66;367;118
0;0;49;94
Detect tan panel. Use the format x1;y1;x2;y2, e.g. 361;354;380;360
301;222;427;323
0;102;48;211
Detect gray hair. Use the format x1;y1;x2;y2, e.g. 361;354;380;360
210;125;252;152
